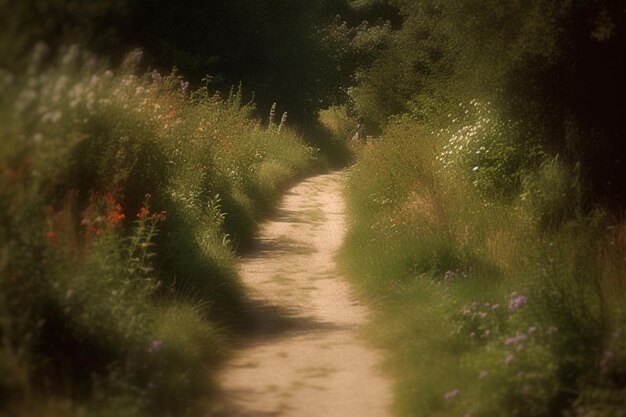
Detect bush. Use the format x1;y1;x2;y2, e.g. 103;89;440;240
341;115;626;417
0;47;321;415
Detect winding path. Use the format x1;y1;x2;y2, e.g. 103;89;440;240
210;171;391;417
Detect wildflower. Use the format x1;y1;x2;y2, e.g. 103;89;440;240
528;326;537;334
46;230;58;244
180;80;189;91
137;207;150;219
504;354;514;365
482;330;490;338
505;333;528;346
123;49;143;69
479;370;489;379
492;304;500;310
479;312;488;319
148;339;163;353
547;325;558;335
278;111;288;134
61;45;79;66
504;336;517;346
444;389;460;400
107;210;125;225
508;292;529;311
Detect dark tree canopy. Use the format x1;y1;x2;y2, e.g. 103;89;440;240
1;0;624;203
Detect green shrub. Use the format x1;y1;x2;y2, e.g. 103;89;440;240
0;46;321;415
342;115;626;417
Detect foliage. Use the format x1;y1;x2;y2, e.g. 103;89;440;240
341;113;626;416
0;0;394;125
348;0;624;204
0;48;319;416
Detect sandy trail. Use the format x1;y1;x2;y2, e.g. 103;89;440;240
210;171;391;417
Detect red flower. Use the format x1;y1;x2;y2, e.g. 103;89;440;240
107;210;125;225
137;207;150;219
47;230;58;244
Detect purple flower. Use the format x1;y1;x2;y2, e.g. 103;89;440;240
504;354;514;365
444;389;460;400
444;270;455;281
508;292;529;311
528;326;537;334
491;304;500;310
505;336;517;346
148;339;163;353
479;311;488;319
505;333;528;346
180;80;189;91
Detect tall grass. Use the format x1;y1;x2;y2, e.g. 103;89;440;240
0;46;321;416
341;103;626;417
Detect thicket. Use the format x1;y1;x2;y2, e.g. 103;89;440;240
0;0;397;125
339;1;625;416
0;47;320;416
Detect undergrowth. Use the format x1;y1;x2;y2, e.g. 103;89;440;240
340;104;626;417
0;46;325;416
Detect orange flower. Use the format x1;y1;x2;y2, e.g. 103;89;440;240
107;210;125;225
47;230;58;244
137;206;150;219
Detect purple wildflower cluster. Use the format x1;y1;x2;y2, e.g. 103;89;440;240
501;324;558;366
459;300;505;341
508;291;529;311
442;270;467;282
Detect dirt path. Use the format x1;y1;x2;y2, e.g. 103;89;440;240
209;171;391;417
